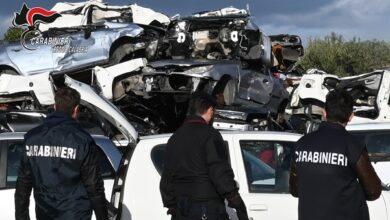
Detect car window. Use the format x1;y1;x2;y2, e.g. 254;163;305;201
6;142;24;187
350;130;390;161
239;140;294;193
6;142;115;188
96;147;116;179
366;132;390;154
151;141;231;175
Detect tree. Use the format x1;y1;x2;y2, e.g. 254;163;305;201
3;27;25;42
299;33;390;76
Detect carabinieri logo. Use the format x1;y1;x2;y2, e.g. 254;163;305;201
12;3;62;50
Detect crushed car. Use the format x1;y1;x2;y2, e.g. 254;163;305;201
161;7;272;66
88;57;290;131
0;1;168;78
137;59;290;130
103;7;290;131
269;34;304;73
0;59;162;135
286;69;390;133
84;7;290;132
38;1;170;32
0;57;290;133
0;5;295;133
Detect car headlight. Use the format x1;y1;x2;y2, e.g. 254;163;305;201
182;66;213;77
215;109;247;120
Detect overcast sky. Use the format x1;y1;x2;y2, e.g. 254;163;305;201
1;0;389;44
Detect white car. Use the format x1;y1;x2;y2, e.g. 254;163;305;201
0;75;137;220
0;133;122;220
117;131;390;220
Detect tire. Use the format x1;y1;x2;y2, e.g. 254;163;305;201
213;77;236;106
222;79;236;106
109;43;134;65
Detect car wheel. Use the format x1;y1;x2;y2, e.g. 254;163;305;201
109;43;135;64
0;68;18;76
222;79;236;106
213;77;236;106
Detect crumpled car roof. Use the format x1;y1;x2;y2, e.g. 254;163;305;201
191;6;248;17
39;1;170;32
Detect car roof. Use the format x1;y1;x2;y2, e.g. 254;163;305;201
346;123;390;131
0;132;25;139
0;132;122;172
140;130;302;140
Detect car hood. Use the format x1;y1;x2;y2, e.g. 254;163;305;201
64;75;138;144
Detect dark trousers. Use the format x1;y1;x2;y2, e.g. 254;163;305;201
172;197;229;220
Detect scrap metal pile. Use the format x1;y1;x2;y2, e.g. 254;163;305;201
9;1;385;135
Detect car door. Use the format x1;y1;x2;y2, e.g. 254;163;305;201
238;68;275;106
229;133;299;220
6;43;54;75
51;6;108;74
51;27;106;74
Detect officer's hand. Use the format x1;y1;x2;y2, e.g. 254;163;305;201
227;191;249;220
236;209;249;220
167;207;176;218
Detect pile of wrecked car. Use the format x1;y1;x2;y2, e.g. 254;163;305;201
0;1;305;133
1;2;390;220
286;69;390;133
1;0;388;135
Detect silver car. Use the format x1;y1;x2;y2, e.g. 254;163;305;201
0;2;166;77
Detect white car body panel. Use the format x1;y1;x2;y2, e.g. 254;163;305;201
0;72;55;105
372;162;390;185
93;58;147;100
290;73;338;106
130;4;170;25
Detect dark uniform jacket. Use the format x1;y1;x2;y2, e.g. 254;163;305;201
290;122;381;220
15;112;108;220
160;115;238;208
